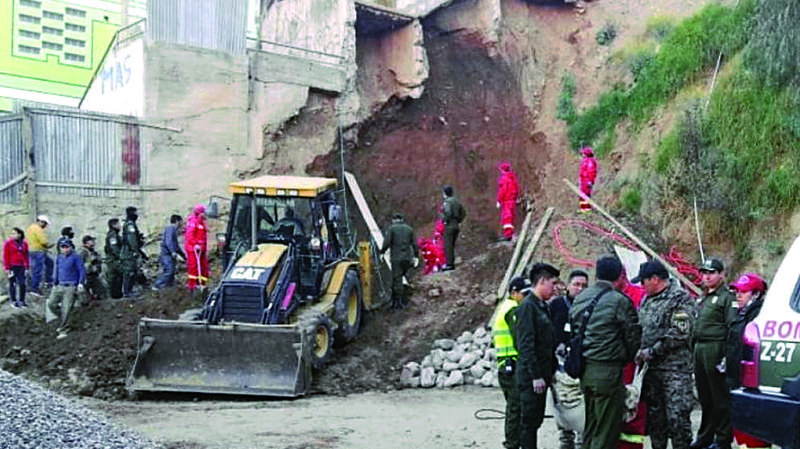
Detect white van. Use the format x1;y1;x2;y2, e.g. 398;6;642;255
731;235;800;448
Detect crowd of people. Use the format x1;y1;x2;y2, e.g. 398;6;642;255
2;205;210;339
491;255;770;449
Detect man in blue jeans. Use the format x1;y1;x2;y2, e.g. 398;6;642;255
154;214;186;290
26;215;54;296
46;240;86;339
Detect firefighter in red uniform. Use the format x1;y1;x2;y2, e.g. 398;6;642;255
619;268;648;449
184;204;209;290
579;147;598;212
496;162;520;241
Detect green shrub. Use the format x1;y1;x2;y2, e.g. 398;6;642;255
557;73;577;123
655;130;679;175
744;0;800;89
596;24;617;46
621;187;642;214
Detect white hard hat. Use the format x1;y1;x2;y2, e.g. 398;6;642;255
37;215;51;225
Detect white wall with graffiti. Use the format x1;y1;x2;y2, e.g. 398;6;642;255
81;38;145;117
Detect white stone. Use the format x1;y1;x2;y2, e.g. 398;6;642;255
444;370;464;387
435;371;447;388
446;347;466;363
420;367;436;388
457;331;474;344
431;349;445;369
442;361;460;372
403;361;421;376
458;352;479;369
421;355;433;368
434;338;456;350
474;326;488;338
470;363;489;379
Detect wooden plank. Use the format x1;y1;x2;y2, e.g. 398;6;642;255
513;207;554;278
0;174;27;194
496;206;533;299
562;178;702;296
343;171;390;269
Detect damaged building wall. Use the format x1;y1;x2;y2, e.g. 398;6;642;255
428;0;502;48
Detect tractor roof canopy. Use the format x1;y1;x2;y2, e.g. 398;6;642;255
228;175;338;198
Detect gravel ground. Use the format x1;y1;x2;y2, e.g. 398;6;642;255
0;370;161;449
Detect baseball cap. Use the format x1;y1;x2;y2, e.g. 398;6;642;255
631;260;669;284
699;257;724;273
509;276;533;294
82;235;95;244
729;273;767;293
37;215;51;225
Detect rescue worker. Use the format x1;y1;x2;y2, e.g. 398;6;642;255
726;273;769;449
77;235;106;302
121;206;144;297
154;215;186;290
618;266;648;449
549;269;589;449
46;240;85;340
570;256;642;449
493;275;531;449
440;185;465;271
633;260;697;449
496;162;520;241
579;147;598;213
26;215;54;296
184;204;209;290
379;213;419;310
105;218;124;299
516;262;560;449
3;227;29;308
692;258;736;449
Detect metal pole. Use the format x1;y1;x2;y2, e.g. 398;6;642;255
694;196;705;262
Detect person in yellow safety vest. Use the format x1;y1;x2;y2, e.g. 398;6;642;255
493;275;532;449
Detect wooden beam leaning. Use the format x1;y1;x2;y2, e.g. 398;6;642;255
513;207;555;279
497;205;533;300
343;171;391;266
562;178;702;296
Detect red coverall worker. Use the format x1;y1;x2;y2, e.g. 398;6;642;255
579;147;598;212
619;273;647;449
496;162;520;240
184;204;209;290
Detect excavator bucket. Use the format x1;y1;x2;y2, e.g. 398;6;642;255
127;318;311;397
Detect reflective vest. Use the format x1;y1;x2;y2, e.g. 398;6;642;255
492;298;519;367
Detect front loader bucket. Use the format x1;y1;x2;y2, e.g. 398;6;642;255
127;318;310;397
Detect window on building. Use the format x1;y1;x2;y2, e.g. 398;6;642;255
19;14;41;24
65;38;85;48
65;7;86;18
20;0;42;8
19;29;41;39
18;44;40;55
42;26;62;36
42;10;63;21
42;41;63;51
64;52;85;63
65;23;86;33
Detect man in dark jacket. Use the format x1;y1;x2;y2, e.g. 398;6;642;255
121;206;145;297
78;235;106;302
45;240;86;339
692;258;736;449
154;214;186;290
440;185;465;271
570;256;642;449
549;269;589;449
105;218;124;299
516;262;560;449
379;213;418;309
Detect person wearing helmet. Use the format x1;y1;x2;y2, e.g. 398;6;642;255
578;147;598;213
185;204;209;291
496;162;520;241
26;215;54;296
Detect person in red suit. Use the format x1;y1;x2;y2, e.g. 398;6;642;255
184;204;209;290
619;268;647;449
3;227;30;308
579;148;598;213
496;162;520;241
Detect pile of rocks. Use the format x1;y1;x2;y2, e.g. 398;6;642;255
400;326;499;388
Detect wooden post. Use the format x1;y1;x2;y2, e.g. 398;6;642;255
562;178;702;296
513;207;554;278
497;205;533;299
21;107;37;221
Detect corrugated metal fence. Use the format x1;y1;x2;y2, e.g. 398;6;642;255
147;0;248;55
0;115;25;205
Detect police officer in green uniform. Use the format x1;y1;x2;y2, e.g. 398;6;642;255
105;218;124;299
634;260;697;449
493;275;531;449
379;213;419;309
78;235;107;301
440;185;465;271
121;206;143;297
692;258;736;449
516;263;559;449
570;256;641;449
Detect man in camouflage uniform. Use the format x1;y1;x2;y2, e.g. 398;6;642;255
379;213;419;309
692;258;736;449
105;218;124;299
633;260;697;449
77;235;107;302
121;206;145;297
440;185;465;271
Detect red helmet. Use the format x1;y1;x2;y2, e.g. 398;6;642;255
499;162;512;172
730;273;767;293
581;147;594;157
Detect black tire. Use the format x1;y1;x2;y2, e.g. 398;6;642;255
333;269;363;347
298;310;334;369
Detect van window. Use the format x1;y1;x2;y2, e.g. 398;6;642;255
790;275;800;313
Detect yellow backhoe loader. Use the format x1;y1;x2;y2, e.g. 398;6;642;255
127;175;373;397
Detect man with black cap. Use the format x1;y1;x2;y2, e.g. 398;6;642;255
379;213;418;309
46;239;85;339
569;255;641;449
492;275;531;449
440;185;465;271
516;262;560;449
78;235;106;302
692;257;736;449
121;206;145;297
633;260;697;449
105;218;124;299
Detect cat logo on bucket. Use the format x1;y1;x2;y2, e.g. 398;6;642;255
229;266;266;281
